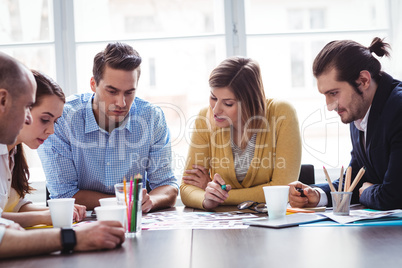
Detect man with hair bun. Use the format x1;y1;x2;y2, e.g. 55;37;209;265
288;37;402;210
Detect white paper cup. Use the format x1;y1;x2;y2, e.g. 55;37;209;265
99;197;118;206
47;198;75;228
263;186;289;219
94;205;126;225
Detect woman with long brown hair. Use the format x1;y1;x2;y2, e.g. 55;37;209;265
0;70;86;227
180;57;302;210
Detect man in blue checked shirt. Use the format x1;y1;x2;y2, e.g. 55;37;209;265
38;42;178;212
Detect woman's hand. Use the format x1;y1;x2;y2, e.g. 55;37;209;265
182;165;211;190
202;173;232;210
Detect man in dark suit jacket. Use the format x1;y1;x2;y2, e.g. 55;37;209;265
288;37;402;210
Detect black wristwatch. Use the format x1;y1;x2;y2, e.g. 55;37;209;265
60;228;77;253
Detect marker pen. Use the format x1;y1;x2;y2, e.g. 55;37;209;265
296;187;306;197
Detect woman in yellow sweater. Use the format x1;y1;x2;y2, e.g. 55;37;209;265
180;56;302;210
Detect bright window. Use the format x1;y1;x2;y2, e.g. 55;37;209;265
0;0;56;78
245;0;395;174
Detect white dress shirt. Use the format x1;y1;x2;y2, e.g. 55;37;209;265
0;144;31;212
316;106;371;207
0;207;16;245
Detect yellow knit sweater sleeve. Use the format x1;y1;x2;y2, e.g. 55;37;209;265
222;99;302;204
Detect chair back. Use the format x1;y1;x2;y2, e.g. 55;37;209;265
298;164;315;185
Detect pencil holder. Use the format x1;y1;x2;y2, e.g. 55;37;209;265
114;180;143;237
331;192;352;216
126;199;142;237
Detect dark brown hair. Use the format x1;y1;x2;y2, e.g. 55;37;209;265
12;70;65;198
313;37;391;94
209;56;266;148
93;42;142;85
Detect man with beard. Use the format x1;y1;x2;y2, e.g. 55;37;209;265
288;37;402;210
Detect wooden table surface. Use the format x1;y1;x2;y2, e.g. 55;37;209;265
192;226;402;268
3;207;402;267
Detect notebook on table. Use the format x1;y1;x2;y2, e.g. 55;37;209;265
242;213;326;229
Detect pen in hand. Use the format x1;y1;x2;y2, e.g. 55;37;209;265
212;173;230;192
296;187;306;197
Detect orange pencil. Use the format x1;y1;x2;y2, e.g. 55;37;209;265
123;176;129;231
286;208;315;214
123;176;128;207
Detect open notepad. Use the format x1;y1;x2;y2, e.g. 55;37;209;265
242;213;327;228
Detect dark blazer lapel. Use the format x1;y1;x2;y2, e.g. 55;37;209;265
366;73;394;150
351;125;369;165
350;125;380;183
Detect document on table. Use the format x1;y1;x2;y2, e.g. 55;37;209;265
141;211;258;230
242;213;327;228
320;209;402;224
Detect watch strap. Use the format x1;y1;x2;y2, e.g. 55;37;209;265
60;228;77;253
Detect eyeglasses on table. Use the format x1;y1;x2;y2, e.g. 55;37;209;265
237;200;267;213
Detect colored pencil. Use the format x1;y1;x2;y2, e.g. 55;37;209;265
338;166;344;192
128;177;133;231
123;176;129;231
123;176;128;206
132;178;137;232
344;166;352;192
338;166;366;210
134;173;143;232
347;167;366;192
323;166;337;192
